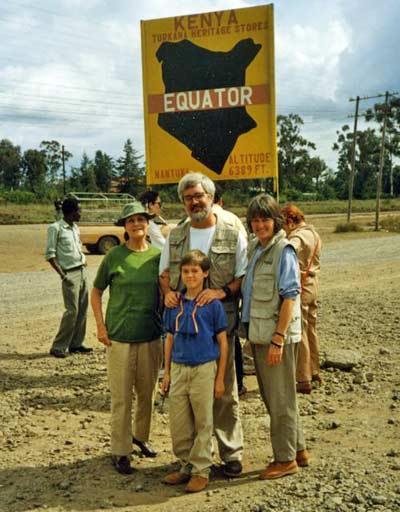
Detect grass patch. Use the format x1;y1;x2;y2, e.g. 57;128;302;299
334;222;364;233
1;199;400;225
380;215;400;233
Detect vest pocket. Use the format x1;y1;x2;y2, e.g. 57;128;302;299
209;245;236;284
251;276;274;302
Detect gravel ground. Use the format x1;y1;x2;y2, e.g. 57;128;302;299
1;232;400;512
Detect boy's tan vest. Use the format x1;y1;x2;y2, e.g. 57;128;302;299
169;214;240;334
243;229;302;345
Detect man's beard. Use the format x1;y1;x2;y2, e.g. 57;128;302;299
188;204;212;223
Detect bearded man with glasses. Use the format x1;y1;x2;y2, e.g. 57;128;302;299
159;172;248;478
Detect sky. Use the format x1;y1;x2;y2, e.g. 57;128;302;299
0;0;399;175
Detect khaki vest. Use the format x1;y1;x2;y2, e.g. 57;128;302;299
288;224;321;279
243;229;302;345
169;214;240;334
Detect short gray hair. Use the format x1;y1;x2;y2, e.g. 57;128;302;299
177;172;216;201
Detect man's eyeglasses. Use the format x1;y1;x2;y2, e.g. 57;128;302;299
183;193;207;203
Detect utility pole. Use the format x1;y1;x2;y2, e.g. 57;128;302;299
62;145;66;196
347;93;386;222
348;96;359;222
375;91;390;231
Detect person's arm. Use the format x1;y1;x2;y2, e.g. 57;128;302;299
196;276;243;306
48;257;67;281
91;287;112;346
266;298;295;366
267;246;300;367
45;224;67;280
159;234;180;307
215;330;228;398
161;332;174;394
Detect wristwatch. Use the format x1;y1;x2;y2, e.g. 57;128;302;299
222;285;232;300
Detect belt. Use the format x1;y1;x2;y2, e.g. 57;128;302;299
64;264;85;273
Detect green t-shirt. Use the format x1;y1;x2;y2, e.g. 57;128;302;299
94;244;162;343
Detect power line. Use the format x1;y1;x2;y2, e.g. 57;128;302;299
0;79;135;98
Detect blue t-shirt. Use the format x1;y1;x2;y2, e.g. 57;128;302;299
164;296;227;366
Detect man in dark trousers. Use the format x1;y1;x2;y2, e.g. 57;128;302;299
45;197;92;358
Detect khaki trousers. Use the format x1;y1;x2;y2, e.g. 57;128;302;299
252;342;306;462
169;360;216;477
297;277;320;383
107;338;162;456
51;268;88;353
213;334;244;462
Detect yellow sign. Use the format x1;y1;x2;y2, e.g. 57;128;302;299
141;4;277;184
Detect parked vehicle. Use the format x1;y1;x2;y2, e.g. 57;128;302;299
67;192;134;254
80;224;125;254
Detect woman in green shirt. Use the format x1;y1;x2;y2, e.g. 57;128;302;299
91;202;162;475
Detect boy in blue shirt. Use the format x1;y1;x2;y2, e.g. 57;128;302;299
162;250;228;493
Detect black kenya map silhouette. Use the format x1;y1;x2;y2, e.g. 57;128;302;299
156;38;261;174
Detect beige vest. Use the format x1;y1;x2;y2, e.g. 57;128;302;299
169;214;240;334
243;229;302;345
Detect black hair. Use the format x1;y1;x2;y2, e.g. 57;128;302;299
214;185;223;204
139;190;160;206
62;197;80;215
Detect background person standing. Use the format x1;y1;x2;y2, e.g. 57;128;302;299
139;190;170;250
45;197;91;358
281;205;322;394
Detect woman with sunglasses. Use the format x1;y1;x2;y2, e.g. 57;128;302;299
139;190;170;249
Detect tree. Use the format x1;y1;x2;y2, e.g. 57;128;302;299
94;151;114;192
277;114;316;193
116;139;144;196
0;139;22;189
40;140;72;185
354;128;381;199
308;157;330;192
333;125;384;200
365;97;400;197
22;149;47;194
78;153;97;192
332;125;352;199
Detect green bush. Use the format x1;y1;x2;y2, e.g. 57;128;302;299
380;215;400;232
1;191;37;204
334;222;364;233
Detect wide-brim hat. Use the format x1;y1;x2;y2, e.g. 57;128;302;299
115;201;155;226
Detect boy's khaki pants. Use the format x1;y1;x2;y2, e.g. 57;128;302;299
107;338;162;456
169;360;217;478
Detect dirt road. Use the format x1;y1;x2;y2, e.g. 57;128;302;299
1;226;400;512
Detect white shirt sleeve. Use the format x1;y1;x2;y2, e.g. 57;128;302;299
234;230;248;278
148;220;166;250
159;232;171;275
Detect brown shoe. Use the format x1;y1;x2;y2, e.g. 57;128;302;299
312;374;323;386
259;460;299;480
296;449;311;467
163;472;190;485
297;381;312;394
185;475;208;493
